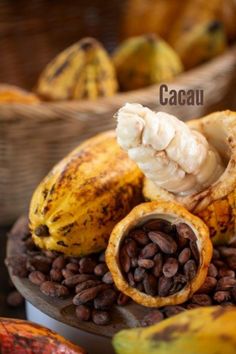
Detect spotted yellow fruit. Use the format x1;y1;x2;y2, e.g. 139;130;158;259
29;131;143;256
113;306;236;354
143;111;236;245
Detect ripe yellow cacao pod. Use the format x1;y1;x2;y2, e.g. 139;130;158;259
29;131;143;256
143;111;236;245
113;306;236;354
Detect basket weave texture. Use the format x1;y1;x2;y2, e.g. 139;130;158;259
1;1;236;224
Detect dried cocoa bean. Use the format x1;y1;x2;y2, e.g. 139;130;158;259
75;280;102;293
191;294;212;306
158;276;173;297
162;258;179;278
184;260;197;281
207;263;218;278
66;262;79;273
26;256;51;274
178;248;191;264
52;256;66;270
141;310;164;327
134;267;146;282
143;274;158;296
218;247;236;258
102;272;114;284
197;277;217;294
125;239;138;257
176;223;196;241
130;229;149;245
137;259;154;269
163;306;185;317
63;274;96;287
6;291;24;307
92;310;111;325
185;303;200;310
216;276;236;291
62;269;76;279
139;243;158;259
94;263;108;277
148;232;177;254
117;292;130;306
94;289;117;310
152;253;163;277
75;305;91;321
213;259;225;268
226;256;236;270
5;256;28;278
40;281;69;298
79;257;96;274
213;291;231;303
218;268;235;278
73;284;110;305
29;271;46;285
50;268;63;282
120;247;131;273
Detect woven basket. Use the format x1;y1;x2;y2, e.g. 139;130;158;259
1;1;236;224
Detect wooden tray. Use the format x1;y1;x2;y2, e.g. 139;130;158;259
6;217;150;338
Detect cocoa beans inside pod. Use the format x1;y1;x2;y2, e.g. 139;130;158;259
106;201;212;307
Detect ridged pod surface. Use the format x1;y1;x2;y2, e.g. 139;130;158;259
0;317;85;353
29;131;143;256
143;111;236;245
113;306;236;354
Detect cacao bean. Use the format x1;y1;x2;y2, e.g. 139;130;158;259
66;262;79;273
148;231;177;254
125;239;138;257
130;229;149;245
120;247;130;273
73;284;110;305
40;281;69;298
52;256;66;270
143;274;158;296
143;219;172;233
189;241;199;262
152;253;163;277
218;247;236;258
213;291;231;303
75;305;91;321
191;294;212;306
26;256;51;274
134;267;146;282
141;310;164;327
184;260;197;281
63;274;97;287
218;268;235;278
162;258;179;278
102;272;114;284
163;305;185;317
139;243;158;259
127;272;135;287
117;292;130;306
178;248;191;264
226;256;236;270
94;263;108;277
6;291;24;307
62;269;77;279
94;289;117;310
216;276;236;291
79;257;96;274
197;277;217;294
158;276;173;297
207;263;218;278
29;271;46;285
50;268;63;282
75;280;102;293
176;223;196;241
92;310;111;325
137;259;154;269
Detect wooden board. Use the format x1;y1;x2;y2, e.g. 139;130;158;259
6;217;150;338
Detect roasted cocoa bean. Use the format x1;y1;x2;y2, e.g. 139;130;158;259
29;271;46;285
40;281;69;298
6;291;24;307
26;256;51;274
75;305;91;321
184;260;197;281
137;259;155;269
125;239;138;257
191;294;212;306
143;274;158;296
139;243;158;259
79;257;96;274
141;310;164;327
213;291;231;303
63;274;96;287
162;258;179;278
207;263;218;278
94;263;108;277
216;276;236;291
218;268;235;278
197;277;217;294
50;268;63;283
92;310;111;325
73;284;110;305
130;229;149;245
185;303;200;310
134;267;146;282
158;276;173;297
152;253;163;277
117;292;130;306
94;289;117;310
148;232;177;254
52;256;66;270
120;247;131;273
66;262;80;273
62;269;76;279
226;256;236;270
102;272;114;284
75;280;102;293
163;305;185;317
213;259;225;268
178;248;191;264
176;223;196;241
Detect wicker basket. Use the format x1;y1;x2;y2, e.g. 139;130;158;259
1;0;236;224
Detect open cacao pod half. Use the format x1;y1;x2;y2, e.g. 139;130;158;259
0;317;86;353
143;111;236;245
106;200;212;307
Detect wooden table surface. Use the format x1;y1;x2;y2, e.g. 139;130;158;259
0;224;25;319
